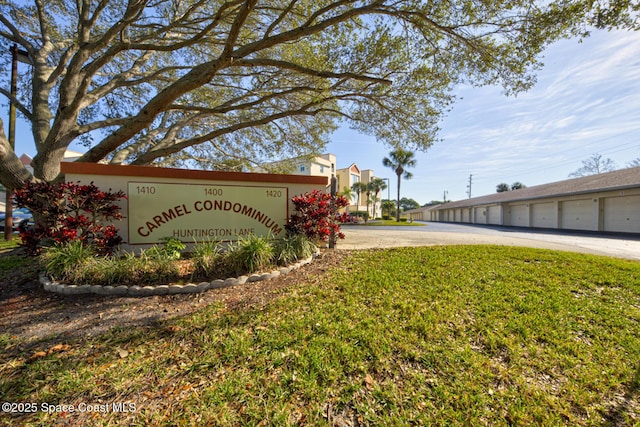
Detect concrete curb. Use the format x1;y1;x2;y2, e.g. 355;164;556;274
40;252;318;297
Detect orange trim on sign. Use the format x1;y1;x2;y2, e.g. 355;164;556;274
61;162;329;185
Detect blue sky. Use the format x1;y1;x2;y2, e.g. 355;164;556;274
6;28;640;205
327;28;640;204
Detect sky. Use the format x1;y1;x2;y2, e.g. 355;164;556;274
5;27;640;205
326;28;640;205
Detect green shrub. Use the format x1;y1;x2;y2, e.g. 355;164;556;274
274;234;316;266
382;215;391;221
132;250;181;284
74;250;181;286
41;242;184;286
41;234;314;286
41;240;95;282
190;240;225;280
146;237;186;260
80;252;137;286
354;211;369;220
228;234;274;274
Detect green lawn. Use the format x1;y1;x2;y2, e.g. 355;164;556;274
353;219;426;226
1;245;639;426
0;233;20;251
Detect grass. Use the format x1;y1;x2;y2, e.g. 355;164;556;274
0;233;20;251
0;234;27;272
0;255;29;271
1;245;639;425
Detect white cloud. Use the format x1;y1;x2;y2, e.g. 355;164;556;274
427;29;640;198
328;29;640;203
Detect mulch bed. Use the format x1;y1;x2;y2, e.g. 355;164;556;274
0;247;348;355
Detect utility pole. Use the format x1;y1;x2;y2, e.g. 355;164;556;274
443;190;448;203
4;45;30;241
466;174;473;199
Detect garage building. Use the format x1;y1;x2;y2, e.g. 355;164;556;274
412;166;640;234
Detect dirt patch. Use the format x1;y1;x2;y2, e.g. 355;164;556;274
0;247;348;354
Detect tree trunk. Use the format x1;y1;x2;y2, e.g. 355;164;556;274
30;146;68;183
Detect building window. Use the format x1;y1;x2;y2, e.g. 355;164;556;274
300;165;306;172
320;165;325;173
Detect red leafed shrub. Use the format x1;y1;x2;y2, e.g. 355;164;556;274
286;189;349;244
14;181;126;255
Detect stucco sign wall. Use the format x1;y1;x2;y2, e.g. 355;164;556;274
128;182;287;244
60;162;328;250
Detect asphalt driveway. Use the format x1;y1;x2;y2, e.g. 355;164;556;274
338;222;640;260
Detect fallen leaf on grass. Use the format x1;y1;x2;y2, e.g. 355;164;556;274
364;374;375;389
27;351;47;362
162;325;183;334
27;343;71;363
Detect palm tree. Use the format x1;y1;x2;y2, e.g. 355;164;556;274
340;186;355;212
368;177;387;219
383;148;416;222
381;200;396;218
363;181;375;219
351;181;368;219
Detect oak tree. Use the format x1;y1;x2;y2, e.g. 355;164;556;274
0;0;638;189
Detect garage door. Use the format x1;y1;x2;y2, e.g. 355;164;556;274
508;204;529;227
532;202;556;229
604;195;640;233
561;199;597;231
462;208;470;223
474;207;486;224
487;206;501;225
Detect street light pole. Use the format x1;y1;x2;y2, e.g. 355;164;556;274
4;44;30;241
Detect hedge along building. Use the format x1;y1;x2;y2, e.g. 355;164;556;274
413;166;640;235
61;162;328;250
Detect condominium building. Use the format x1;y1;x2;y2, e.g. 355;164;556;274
255;153;336;181
257;153;383;218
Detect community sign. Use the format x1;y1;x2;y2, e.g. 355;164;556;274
128;182;288;244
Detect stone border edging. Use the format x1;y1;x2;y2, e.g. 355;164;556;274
40;253;318;297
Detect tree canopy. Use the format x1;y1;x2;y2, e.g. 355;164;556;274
497;181;526;192
0;0;638;188
568;153;617;178
496;183;511;193
399;197;420;211
628;158;640;168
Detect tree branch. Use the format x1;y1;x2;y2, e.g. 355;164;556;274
233;58;393;85
130;100;332;164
